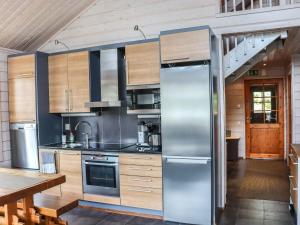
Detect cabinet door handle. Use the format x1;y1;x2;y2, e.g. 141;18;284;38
65;89;69;111
127;188;152;193
289;155;298;165
131;178;152;182
125;59;129;85
128;167;152;171
69;89;73;111
128;156;152;160
163;57;190;62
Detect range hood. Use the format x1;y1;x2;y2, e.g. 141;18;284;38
85;49;123;108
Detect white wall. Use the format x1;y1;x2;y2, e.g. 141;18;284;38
0;48;19;167
291;55;300;143
38;0;300;53
39;0;217;53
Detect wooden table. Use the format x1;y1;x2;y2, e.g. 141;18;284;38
0;168;65;225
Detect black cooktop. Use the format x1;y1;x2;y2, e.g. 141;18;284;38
43;142;161;154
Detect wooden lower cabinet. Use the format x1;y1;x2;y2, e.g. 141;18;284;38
119;153;162;211
39;149;83;199
289;144;300;221
121;185;162;211
59;151;83;199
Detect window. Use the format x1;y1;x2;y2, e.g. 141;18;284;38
250;85;278;124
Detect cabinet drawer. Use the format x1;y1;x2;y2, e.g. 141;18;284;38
160;29;210;64
120;175;162;189
120;154;162;167
121;185;162;210
289;154;298;187
291;181;298;211
120;164;162;178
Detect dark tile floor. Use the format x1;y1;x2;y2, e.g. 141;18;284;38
61;159;294;225
218;159;295;225
61;207;181;225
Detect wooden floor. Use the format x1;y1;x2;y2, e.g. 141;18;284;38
218;159;294;225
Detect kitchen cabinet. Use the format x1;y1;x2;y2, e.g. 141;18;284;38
125;42;160;85
39;149;83;199
8;55;36;123
226;137;240;161
68;52;90;113
160;29;211;64
48;54;68;113
120;153;163;211
59;150;83;199
289;144;300;219
48;51;90;113
8;54;35;79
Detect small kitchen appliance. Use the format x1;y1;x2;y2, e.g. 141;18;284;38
137;121;149;146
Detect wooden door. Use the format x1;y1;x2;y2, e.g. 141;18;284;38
48;54;69;113
245;79;284;159
8;76;36;123
68;51;90;113
125;42;160;85
160;29;210;64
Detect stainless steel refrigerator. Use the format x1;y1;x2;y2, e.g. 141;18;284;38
161;65;214;225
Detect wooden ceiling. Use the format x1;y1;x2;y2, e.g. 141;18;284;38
254;28;300;69
0;0;95;51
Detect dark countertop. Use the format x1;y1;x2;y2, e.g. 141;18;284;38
39;142;162;154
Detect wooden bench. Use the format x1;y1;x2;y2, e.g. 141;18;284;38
1;194;78;225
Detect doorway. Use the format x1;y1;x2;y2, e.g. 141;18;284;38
245;79;284;159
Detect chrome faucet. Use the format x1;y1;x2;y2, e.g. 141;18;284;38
74;121;92;149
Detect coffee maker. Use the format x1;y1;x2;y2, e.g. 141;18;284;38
137;121;150;146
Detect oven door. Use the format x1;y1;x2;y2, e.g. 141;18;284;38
82;160;120;196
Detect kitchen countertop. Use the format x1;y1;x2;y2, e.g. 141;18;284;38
226;136;240;140
39;143;162;154
291;144;300;158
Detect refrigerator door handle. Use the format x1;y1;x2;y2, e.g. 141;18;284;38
163;157;211;165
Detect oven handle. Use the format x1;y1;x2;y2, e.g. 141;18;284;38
84;162;118;166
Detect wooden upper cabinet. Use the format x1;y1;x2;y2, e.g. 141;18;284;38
68;51;90;113
8;55;36;123
8;76;36;123
8;54;35;79
160;29;211;64
125;42;160;85
48;51;90;113
48;54;69;113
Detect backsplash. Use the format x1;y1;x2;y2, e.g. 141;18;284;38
62;107;138;144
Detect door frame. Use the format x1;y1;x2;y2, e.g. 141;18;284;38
245;78;284;159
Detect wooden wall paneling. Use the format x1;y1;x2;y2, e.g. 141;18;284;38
67;51;90;113
48;54;69;113
39;0;216;53
125;42;160;85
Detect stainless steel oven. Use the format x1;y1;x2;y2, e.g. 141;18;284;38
126;84;160;114
82;152;119;196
